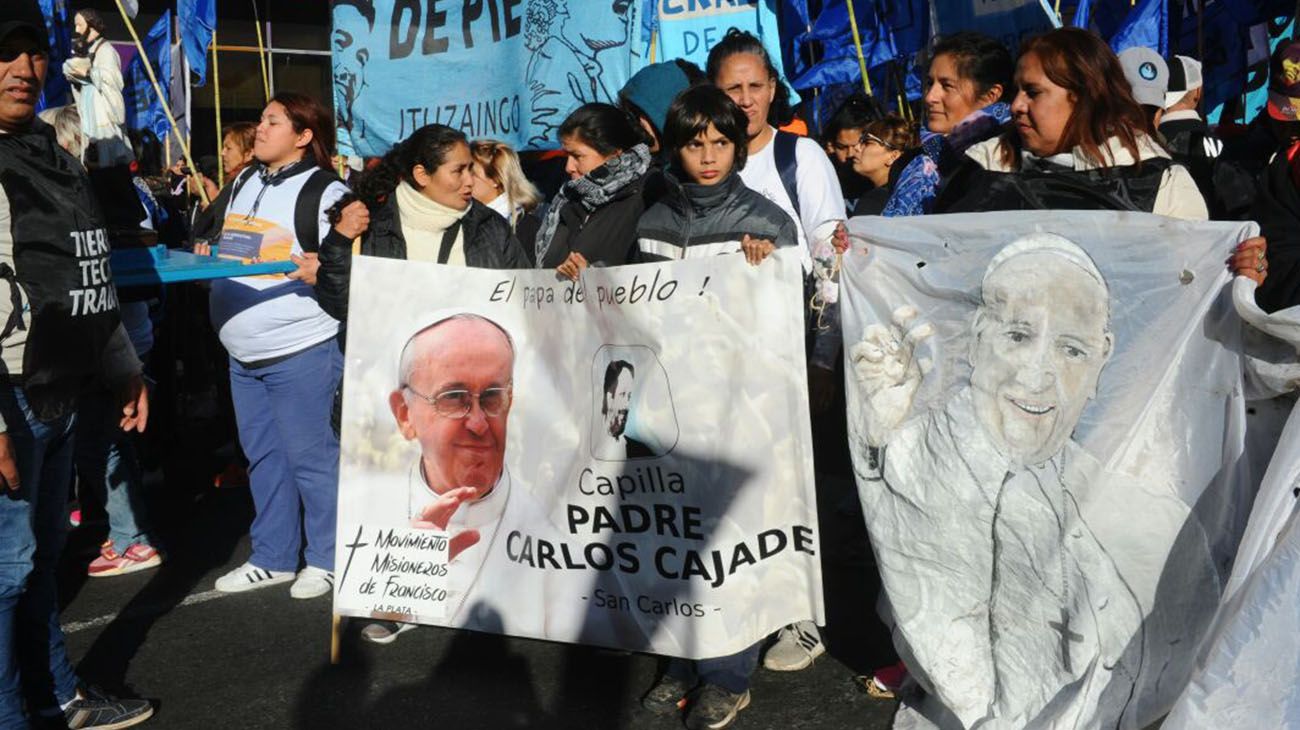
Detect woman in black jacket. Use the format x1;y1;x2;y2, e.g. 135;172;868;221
315;124;530;324
536;103;653;278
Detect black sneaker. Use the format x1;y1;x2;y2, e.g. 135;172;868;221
640;674;693;716
61;686;154;729
684;685;750;730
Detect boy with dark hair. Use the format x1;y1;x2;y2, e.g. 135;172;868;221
635;85;796;730
637;85;796;267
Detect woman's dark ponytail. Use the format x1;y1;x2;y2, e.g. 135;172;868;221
349;124;469;210
350;143;407;209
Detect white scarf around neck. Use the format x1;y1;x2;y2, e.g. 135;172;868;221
396;182;471;265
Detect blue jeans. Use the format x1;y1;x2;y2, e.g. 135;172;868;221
229;338;342;572
0;385;79;728
74;389;152;550
666;642;762;695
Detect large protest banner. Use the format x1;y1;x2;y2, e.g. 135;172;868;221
1163;279;1300;728
840;211;1259;728
330;0;639;155
333;253;822;658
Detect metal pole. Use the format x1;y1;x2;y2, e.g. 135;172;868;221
252;0;270;103
183;42;192;164
844;0;874;96
111;0;209;206
213;29;223;187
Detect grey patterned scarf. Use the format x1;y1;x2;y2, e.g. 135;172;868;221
534;143;651;266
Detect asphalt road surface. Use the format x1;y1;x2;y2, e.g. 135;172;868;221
54;469;899;730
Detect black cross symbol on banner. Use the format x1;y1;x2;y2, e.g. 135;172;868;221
1049;607;1084;673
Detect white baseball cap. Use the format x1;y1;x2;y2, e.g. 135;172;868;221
1164;55;1204;109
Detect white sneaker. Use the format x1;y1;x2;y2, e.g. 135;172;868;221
290;566;335;599
214;561;293;593
762;620;825;671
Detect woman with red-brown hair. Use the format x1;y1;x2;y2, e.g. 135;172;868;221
206;92;367;600
190;122;263;243
936;28;1208;219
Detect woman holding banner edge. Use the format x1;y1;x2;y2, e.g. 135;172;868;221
206;93;352;601
933;29;1271;296
315;122;529;644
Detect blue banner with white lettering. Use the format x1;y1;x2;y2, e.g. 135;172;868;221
331;0;639;155
647;0;782;72
122;10;172;143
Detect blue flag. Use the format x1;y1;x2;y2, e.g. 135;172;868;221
931;0;1059;49
123;11;172;143
788;0;927;94
36;0;73;110
178;0;216;86
1084;0;1291;120
1172;0;1291;116
1108;0;1167;55
1211;17;1293;124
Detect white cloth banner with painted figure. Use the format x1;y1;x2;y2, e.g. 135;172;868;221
840;211;1259;729
333;252;823;658
1163;278;1300;729
331;0;640;155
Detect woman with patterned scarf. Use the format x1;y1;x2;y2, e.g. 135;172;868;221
537;103;654;279
882;32;1014;217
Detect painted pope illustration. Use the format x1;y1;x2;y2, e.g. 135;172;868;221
849;233;1202;728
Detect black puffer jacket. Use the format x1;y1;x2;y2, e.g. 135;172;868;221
316;194;529;322
1252;149;1300;313
538;173;651;269
636;171;798;260
1159;116;1255;221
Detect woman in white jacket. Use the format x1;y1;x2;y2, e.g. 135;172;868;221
936;28;1208;220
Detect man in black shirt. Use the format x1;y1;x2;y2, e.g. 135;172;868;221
0;3;152;728
1157;55;1253;220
